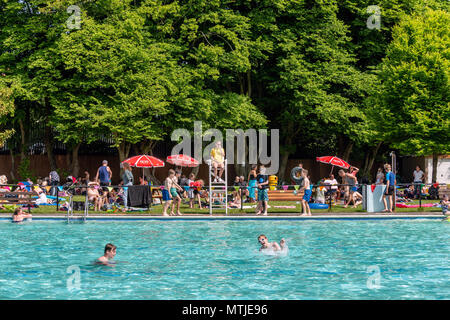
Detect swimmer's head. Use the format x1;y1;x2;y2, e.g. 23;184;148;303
258;234;268;245
13;207;23;215
104;243;117;258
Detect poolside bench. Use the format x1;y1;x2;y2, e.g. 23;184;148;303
266;189;304;201
0;191;36;213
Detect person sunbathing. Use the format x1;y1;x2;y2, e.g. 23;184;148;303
88;180;104;211
34;186;51;205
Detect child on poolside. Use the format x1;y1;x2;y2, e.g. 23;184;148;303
187;173;196;208
162;170;175;216
440;195;449;216
258;234;286;252
170;170;184;216
12;207;32;223
97;243;117;265
300;169;311;216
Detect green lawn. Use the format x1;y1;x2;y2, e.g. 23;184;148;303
1;197;442;215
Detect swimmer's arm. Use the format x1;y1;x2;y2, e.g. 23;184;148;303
272;242;281;251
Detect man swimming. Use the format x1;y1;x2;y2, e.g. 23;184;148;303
97;243;117;265
258;234;286;252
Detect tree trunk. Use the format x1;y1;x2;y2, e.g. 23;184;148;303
278;124;295;182
247;70;252;98
9;148;15;182
342;142;354;162
18;118;26;161
117;142;131;163
135;140;157;183
117;141;131;182
366;142;382;181
361;142;382;182
42;98;57;171
70;143;81;177
432;153;438;183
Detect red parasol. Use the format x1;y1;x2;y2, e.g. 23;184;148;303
166;154;199;167
316;156;350;174
122;155;165;181
122;155;165;168
316;156;350;169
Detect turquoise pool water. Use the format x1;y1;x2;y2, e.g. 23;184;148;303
0;219;448;299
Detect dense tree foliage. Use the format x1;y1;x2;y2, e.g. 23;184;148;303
375;8;450;182
0;0;448;181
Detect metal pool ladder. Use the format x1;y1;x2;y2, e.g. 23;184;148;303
66;192;88;223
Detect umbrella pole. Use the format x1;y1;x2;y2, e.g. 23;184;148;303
330;165;334;175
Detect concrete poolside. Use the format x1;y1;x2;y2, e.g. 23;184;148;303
0;211;445;220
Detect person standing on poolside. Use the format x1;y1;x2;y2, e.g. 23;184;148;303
258;234;286;252
122;162;133;211
187;173;196;208
97;243;117;265
383;164;396;213
12;207;32;223
170;169;183;216
95;160;112;187
300;169;312;216
256;165;269;215
210;141;225;183
412;165;424;199
162;170;175;216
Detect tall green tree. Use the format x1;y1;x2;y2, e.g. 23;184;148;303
376;8;450;182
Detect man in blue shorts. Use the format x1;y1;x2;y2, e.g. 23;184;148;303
301;169;312;216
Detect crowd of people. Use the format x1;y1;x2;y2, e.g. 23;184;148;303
1;154;448;217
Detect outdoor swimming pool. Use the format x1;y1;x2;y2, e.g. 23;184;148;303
0;219;448;299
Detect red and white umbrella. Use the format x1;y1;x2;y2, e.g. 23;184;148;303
316;156;350;169
316;156;350;174
122;155;165;181
166;154;199;167
122;155;165;168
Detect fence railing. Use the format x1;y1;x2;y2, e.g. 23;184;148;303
0;181;446;212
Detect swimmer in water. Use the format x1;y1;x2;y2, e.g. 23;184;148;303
12;207;32;223
258;234;286;252
97;243;117;265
